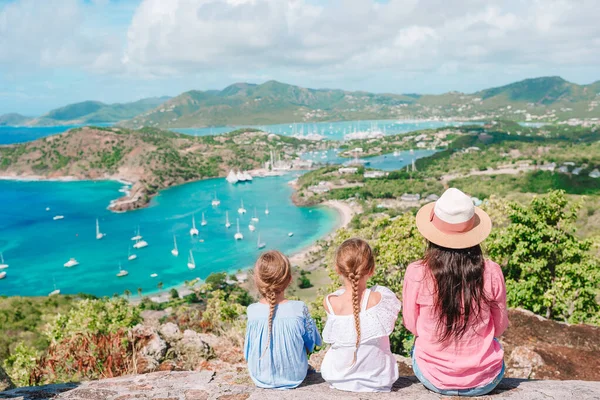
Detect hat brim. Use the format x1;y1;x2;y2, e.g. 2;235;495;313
415;202;492;249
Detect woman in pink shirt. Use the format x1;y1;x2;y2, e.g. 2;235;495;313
403;188;509;396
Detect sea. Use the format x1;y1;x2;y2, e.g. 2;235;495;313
0;119;450;297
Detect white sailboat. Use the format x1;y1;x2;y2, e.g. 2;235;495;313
131;226;142;241
234;219;244;240
128;247;137;261
226;170;238;184
257;233;266;249
133;238;148;249
53;215;64;220
225;211;231;228
190;214;199;236
0;271;6;280
171;235;179;257
0;253;8;270
48;280;60;296
288;232;294;237
237;199;247;214
150;273;158;278
201;212;207;226
265;203;270;215
211;191;221;206
96;218;105;240
45;207;50;211
116;263;128;277
248;223;256;232
64;258;79;268
187;250;196;269
251;208;259;223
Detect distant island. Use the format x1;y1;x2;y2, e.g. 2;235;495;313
2;76;599;129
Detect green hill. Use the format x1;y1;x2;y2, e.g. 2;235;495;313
26;97;171;126
122;77;600;128
0;113;32;126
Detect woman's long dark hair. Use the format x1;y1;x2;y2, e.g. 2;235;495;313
423;241;491;343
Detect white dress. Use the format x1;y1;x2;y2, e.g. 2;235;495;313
320;285;401;392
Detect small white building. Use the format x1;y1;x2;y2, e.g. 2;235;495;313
539;162;556;172
557;165;569;174
572;167;583;175
425;194;440;202
339;167;358;174
590;169;600;179
364;171;386;179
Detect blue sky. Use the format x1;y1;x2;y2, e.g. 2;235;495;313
0;0;599;115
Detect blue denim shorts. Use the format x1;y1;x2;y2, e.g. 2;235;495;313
411;339;505;397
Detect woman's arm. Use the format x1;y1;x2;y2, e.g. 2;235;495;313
402;264;421;335
490;262;509;336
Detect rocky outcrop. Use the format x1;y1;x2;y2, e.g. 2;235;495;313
2;371;600;400
0;365;14;392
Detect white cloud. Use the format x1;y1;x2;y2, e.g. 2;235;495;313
119;0;600;78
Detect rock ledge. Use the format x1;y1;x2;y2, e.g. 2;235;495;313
2;371;600;400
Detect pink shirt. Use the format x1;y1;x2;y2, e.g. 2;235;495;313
403;259;509;390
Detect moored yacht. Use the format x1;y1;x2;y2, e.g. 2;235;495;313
171;235;179;257
251;208;259;223
257;233;266;249
226;170;238;184
53;215;64;221
234;219;243;240
96;218;105;240
133;239;148;249
248;224;256;232
187;250;196;270
64;258;79;268
128;247;137;261
201;212;207;226
190;214;199;236
131;226;143;241
225;211;231;228
237;199;247;214
211;192;221;206
0;271;6;280
288;232;294;237
265;203;270;215
116;263;128;277
0;253;8;270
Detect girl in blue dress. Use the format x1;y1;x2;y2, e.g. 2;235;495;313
244;250;322;389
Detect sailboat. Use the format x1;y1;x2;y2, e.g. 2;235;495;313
131;226;142;241
0;271;5;280
226;170;238;184
234;219;244;240
248;223;256;232
171;235;179;257
211;191;221;206
128;247;137;261
48;280;60;296
238;199;247;214
190;214;199;236
133;238;148;249
265;203;270;215
64;258;79;268
288;232;294;237
53;215;64;220
257;233;266;249
0;253;8;270
187;250;196;269
251;208;259;223
96;218;105;240
116;263;128;277
201;212;207;226
225;211;231;228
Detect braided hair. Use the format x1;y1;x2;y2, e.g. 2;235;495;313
334;238;375;365
254;250;292;359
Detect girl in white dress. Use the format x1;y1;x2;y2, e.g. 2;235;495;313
321;238;401;392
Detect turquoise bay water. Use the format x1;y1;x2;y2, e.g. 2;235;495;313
0;124;113;145
301;149;437;171
0;175;337;297
173;119;476;141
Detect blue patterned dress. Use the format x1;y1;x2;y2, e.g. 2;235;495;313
244;300;322;389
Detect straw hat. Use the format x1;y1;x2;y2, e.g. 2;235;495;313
415;188;492;249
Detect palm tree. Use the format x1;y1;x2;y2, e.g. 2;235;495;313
157;281;164;293
123;289;131;299
137;287;143;298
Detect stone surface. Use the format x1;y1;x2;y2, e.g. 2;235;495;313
131;324;167;373
159;323;183;343
506;346;545;379
0;366;14;392
2;371;600;400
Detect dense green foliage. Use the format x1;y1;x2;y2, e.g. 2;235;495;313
487;191;600;323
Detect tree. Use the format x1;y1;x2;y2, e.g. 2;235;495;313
123;289;131;299
170;288;179;299
137;287;143;298
157;282;164;293
487;190;600;323
298;271;313;289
